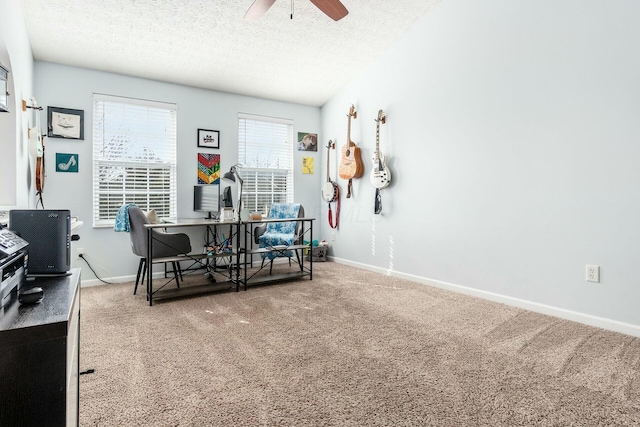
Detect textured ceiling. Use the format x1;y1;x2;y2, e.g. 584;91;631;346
19;0;439;107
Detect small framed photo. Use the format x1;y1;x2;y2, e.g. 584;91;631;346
198;129;220;149
48;106;84;140
298;132;318;151
302;157;314;174
55;153;79;173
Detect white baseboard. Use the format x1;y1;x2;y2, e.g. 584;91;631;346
80;257;294;288
80;269;190;287
329;256;640;338
80;273;153;287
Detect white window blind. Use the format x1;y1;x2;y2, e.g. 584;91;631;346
238;113;294;214
92;94;177;227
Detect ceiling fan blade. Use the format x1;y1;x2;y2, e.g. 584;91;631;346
244;0;277;21
310;0;349;21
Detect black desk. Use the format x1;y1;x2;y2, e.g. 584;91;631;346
144;218;315;304
240;217;314;290
145;219;241;305
0;269;81;426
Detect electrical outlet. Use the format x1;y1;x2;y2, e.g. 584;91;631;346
76;247;85;259
331;232;336;241
586;264;600;283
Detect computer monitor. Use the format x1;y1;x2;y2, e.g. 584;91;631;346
222;186;233;208
194;185;220;219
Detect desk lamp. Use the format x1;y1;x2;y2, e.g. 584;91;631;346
222;165;243;220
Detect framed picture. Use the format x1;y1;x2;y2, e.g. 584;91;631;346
302;157;314;174
298;132;318;151
198;129;220;149
197;153;220;184
48;106;84;140
55;153;79;173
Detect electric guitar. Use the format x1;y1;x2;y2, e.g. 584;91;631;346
338;104;363;198
370;109;390;189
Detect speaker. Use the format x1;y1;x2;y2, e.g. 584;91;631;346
9;209;71;275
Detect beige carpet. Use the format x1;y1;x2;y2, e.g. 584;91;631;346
79;262;640;426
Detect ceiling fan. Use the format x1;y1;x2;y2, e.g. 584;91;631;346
244;0;349;21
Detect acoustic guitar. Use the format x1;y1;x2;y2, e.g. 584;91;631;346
338;104;363;198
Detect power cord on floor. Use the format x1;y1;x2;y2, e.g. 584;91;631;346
79;253;116;284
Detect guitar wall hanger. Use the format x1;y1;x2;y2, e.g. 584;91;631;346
22;99;43;111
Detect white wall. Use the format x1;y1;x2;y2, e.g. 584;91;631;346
321;0;640;332
34;62;322;282
0;0;34;209
7;0;640;334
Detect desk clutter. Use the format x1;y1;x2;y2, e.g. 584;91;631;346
205;235;233;255
219;207;234;221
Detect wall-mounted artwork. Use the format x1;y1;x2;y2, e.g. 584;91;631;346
302;157;314;174
198;153;220;184
298;132;318;151
198;128;220;149
48;106;84;140
55;153;78;173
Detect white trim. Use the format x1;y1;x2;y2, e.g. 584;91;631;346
329;256;640;338
93;92;177;110
238;112;293;125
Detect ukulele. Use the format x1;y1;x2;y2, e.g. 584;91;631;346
28;98;45;207
338;104;363;198
36;139;45;195
28;97;43;158
370;110;390;189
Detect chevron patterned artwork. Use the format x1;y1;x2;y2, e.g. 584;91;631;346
197;153;220;184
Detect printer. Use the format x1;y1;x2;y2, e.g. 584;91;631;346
0;228;28;309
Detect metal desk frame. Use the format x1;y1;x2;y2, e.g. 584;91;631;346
239;217;314;291
144;218;241;306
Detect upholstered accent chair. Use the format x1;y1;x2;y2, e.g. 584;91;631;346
254;203;305;273
128;206;192;295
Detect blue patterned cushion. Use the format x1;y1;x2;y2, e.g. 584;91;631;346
259;204;301;260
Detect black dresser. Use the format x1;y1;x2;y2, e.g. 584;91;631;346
0;268;81;426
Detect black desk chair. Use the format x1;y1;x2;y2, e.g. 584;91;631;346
128;206;191;295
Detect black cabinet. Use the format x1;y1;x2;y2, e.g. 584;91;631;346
0;269;81;426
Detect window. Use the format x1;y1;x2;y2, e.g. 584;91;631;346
238;113;294;214
92;94;177;227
